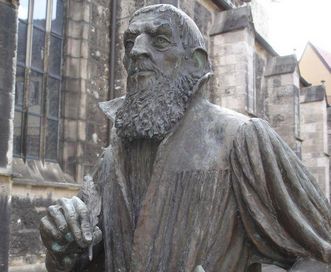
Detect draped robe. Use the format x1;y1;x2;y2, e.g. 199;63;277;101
76;95;331;272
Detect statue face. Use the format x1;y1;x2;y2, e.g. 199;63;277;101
123;12;186;82
115;9;202;140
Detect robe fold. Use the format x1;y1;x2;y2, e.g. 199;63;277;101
77;96;331;272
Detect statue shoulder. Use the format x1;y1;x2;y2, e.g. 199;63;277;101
202;100;251;136
200;102;277;149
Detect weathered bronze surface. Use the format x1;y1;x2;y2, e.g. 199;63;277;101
40;4;331;272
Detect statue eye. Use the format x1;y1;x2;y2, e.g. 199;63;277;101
153;35;170;49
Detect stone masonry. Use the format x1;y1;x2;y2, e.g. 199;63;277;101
301;85;330;198
210;7;255;114
0;0;18;270
0;0;17;173
264;55;301;153
61;0;110;182
9;183;79;272
3;0;114;269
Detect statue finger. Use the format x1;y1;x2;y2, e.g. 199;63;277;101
58;198;84;248
40;227;55;251
92;226;103;245
47;205;69;235
40;215;63;242
40;216;67;253
72;196;93;245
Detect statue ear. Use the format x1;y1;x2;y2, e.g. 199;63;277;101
190;48;210;76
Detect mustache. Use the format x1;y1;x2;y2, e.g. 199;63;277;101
127;60;161;76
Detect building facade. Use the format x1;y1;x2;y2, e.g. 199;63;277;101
299;42;331;101
0;0;329;271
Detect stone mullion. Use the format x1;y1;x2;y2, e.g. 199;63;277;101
21;0;34;160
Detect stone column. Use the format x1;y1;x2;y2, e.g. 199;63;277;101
210;7;255;114
300;85;330;198
61;0;91;181
62;0;110;181
0;0;18;271
264;55;301;154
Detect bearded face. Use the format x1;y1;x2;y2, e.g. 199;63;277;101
114;10;208;141
115;60;199;140
115;9;205;140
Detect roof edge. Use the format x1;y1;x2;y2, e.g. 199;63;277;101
307;41;331;73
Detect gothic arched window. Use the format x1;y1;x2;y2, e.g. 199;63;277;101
14;0;64;161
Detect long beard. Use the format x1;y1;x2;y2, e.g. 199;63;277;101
115;72;199;141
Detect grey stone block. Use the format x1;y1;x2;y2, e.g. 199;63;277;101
210;6;254;36
265;55;297;77
301;85;325;104
0;2;16;30
0;2;16;170
66;20;89;39
9;196;54;262
193;1;212;36
0;194;10;272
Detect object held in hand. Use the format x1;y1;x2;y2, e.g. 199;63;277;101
81;175;102;261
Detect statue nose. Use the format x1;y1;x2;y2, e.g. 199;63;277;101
130;33;150;59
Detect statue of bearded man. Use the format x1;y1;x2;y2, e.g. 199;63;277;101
40;4;331;272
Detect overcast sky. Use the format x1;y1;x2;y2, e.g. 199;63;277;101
267;0;331;58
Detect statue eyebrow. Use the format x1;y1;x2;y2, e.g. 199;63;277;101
124;28;140;40
146;23;172;36
124;22;173;40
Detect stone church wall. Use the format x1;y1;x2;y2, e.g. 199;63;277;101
0;0;18;270
300;85;330;198
6;0;111;270
61;0;110;182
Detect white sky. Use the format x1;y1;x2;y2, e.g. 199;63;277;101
267;0;331;58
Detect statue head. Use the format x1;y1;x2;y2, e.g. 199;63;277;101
115;4;212;141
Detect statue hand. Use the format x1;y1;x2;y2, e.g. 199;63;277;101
40;196;102;271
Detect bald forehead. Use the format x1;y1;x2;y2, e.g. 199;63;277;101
125;14;174;38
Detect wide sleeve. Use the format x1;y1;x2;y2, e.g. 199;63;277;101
230;118;331;268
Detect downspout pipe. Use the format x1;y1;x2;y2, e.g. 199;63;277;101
109;0;118;101
107;0;118;144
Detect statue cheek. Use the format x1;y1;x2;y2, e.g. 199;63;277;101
161;52;183;72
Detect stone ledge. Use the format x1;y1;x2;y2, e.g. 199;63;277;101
301;85;326;104
9;264;46;272
12;158;75;184
264;55;297;77
210;6;254;36
12;178;80;190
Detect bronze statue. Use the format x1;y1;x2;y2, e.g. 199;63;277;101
40;4;331;272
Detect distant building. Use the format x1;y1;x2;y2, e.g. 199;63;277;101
299;42;331;101
0;0;329;271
